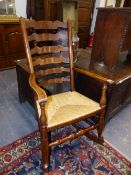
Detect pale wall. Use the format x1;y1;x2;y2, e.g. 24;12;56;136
106;0;116;6
15;0;27;17
90;0;102;33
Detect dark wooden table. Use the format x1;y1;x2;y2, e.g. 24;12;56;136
16;59;35;107
16;49;131;122
75;49;131;122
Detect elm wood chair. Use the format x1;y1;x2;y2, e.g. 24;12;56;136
20;18;107;174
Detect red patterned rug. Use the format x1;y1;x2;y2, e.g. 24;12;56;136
0;126;131;175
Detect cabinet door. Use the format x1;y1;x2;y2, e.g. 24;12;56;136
0;26;7;69
78;0;94;48
5;24;25;67
124;0;131;7
50;0;57;21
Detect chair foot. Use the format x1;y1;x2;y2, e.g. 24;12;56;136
39;127;50;175
98;136;104;144
43;164;49;174
19;94;26;103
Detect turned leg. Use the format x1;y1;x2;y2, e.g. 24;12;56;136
40;127;50;174
38;117;50;174
38;101;50;174
97;109;105;144
98;83;107;144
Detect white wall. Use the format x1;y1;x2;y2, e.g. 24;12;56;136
14;0;122;29
90;0;102;33
106;0;116;7
15;0;27;17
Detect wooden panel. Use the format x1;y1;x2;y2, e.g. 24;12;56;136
56;0;63;21
78;0;93;25
7;53;26;67
78;8;92;25
5;24;25;55
78;0;94;48
91;9;130;70
50;0;57;20
0;26;5;58
124;0;131;7
0;60;8;69
78;0;93;8
0;25;7;69
0;23;26;70
26;0;44;20
78;27;89;48
121;21;131;51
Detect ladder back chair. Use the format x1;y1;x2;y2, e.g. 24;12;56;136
20;18;107;174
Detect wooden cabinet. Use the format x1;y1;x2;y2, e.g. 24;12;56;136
75;49;131;122
124;0;131;7
16;60;34;106
49;0;58;21
78;0;94;48
0;26;7;69
75;8;131;122
0;22;25;70
91;8;131;71
26;0;57;20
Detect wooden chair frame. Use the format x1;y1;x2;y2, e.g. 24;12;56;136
20;18;107;174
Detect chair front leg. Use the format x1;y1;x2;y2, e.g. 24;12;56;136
97;109;105;144
97;83;107;144
39;101;50;174
40;125;50;174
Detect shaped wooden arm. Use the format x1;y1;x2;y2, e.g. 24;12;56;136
74;67;108;108
74;67;114;84
29;73;47;102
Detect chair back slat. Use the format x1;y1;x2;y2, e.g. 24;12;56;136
36;67;70;77
30;45;68;55
38;77;70;86
25;20;67;29
28;33;67;42
20;18;74;93
33;57;64;66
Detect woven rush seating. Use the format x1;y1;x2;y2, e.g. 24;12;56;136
36;91;101;129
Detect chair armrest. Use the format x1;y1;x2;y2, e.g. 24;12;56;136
74;67;108;108
29;73;47;102
74;67;114;84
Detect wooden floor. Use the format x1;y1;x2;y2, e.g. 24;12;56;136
0;68;131;161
